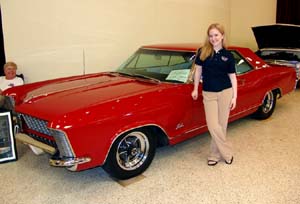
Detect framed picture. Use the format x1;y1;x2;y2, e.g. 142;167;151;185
0;111;17;163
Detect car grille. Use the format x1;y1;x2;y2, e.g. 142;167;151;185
18;114;74;156
28;132;57;147
20;114;52;136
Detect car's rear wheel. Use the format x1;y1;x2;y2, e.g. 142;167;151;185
253;90;277;120
103;128;156;180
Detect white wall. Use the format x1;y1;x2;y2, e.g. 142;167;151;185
230;0;277;50
0;0;275;83
0;0;231;82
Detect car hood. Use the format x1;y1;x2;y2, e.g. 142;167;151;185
16;73;162;120
252;24;300;49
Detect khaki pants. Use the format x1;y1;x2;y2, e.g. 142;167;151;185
203;88;233;161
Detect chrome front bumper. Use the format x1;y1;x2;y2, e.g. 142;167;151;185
49;157;91;167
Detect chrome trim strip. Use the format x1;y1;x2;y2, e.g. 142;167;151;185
296;79;299;90
48;127;75;158
49;157;91;167
185;125;207;134
183;106;260;135
141;47;197;53
229;106;260;118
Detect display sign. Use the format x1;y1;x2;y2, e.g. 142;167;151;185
0;111;17;163
166;69;190;83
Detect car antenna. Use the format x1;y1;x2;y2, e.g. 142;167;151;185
83;48;86;75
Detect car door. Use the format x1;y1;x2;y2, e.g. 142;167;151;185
229;50;260;117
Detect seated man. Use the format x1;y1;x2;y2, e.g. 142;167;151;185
0;62;24;94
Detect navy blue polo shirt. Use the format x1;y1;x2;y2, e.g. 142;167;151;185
195;48;236;92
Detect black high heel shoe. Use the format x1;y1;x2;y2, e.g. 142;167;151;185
225;157;233;165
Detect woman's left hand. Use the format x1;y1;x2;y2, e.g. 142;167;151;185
230;98;236;110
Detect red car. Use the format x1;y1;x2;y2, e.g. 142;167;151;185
2;43;297;179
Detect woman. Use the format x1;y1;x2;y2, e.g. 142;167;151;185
191;23;237;166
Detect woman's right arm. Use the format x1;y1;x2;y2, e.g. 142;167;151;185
191;64;202;100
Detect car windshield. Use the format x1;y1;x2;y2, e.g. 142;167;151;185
116;48;195;83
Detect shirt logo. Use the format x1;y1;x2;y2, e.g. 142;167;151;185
221;56;228;61
8;83;15;87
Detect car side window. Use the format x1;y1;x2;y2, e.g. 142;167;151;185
231;51;252;75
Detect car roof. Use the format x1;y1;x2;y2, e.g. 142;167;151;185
141;44;268;69
141;43;244;52
142;43;202;52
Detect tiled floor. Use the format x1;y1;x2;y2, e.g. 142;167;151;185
1;90;300;204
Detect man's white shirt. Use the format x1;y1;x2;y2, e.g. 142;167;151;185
0;76;24;91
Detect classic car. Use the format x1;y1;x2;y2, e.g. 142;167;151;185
252;24;300;86
2;43;297;180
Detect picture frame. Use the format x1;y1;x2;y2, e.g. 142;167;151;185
0;111;17;163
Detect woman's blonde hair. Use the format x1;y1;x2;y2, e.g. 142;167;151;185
200;23;227;61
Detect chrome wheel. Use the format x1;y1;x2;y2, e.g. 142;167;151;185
261;91;274;113
116;131;150;171
253;90;277;120
103;128;156;180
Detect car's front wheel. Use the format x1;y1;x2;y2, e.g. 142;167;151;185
103;128;156;180
253;90;277;120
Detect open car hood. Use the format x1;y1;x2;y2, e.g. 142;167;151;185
252;24;300;49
